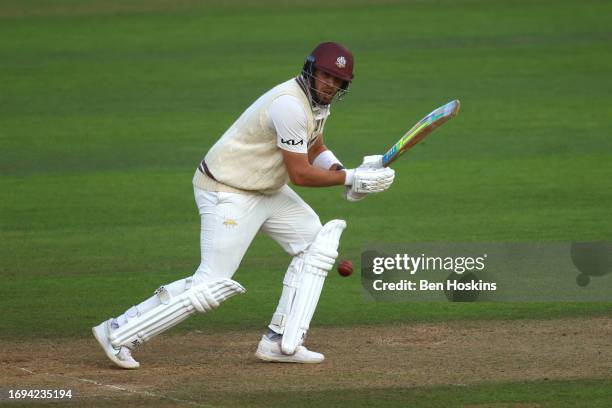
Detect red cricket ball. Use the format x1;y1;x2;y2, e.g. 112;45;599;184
337;259;354;277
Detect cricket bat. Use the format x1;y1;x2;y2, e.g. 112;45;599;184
381;99;460;167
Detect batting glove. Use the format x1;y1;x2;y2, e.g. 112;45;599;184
345;167;395;194
359;155;384;169
344;186;368;202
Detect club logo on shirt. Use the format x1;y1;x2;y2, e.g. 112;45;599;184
335;56;347;69
281;138;304;146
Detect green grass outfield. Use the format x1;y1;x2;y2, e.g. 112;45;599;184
190;379;612;408
1;0;611;405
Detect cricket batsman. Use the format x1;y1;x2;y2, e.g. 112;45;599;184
92;42;395;368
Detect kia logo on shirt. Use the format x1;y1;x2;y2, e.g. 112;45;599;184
281;138;304;146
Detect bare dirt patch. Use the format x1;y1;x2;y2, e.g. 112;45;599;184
1;317;611;406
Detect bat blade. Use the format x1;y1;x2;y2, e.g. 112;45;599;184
382;99;460;167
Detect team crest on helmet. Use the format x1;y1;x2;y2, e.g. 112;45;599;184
335;56;347;69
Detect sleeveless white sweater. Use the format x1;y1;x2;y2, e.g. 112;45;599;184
193;78;326;195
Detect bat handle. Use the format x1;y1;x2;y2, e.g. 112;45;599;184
381;150;394;167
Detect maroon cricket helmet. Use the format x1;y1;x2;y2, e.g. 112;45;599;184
303;42;354;83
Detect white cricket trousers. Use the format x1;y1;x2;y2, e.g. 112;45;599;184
115;185;322;328
191;185;322;285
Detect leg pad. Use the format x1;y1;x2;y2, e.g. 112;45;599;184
110;278;245;348
280;219;346;355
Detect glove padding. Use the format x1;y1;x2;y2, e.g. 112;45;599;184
360;155;384;169
344;186;367;202
343;155;386;202
351;167;395;194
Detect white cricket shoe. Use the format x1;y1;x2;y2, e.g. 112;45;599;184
255;335;324;364
92;319;140;369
